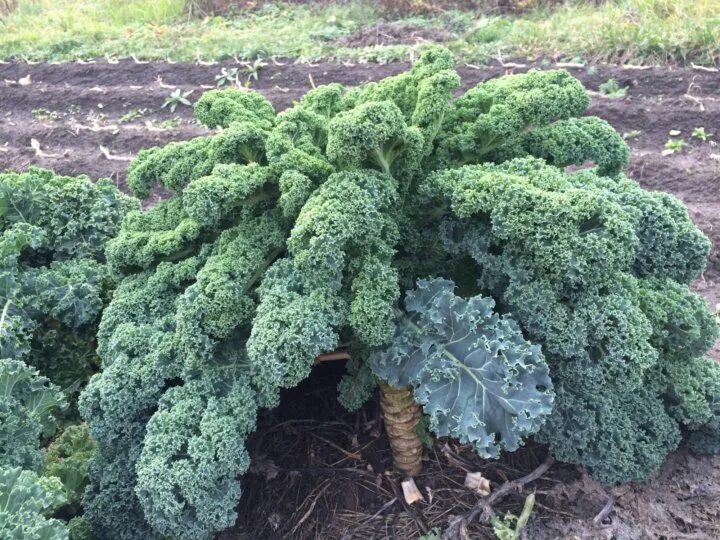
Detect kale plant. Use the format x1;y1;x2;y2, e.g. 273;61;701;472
0;168;134;539
0;465;69;539
0;168;136;410
79;48;718;539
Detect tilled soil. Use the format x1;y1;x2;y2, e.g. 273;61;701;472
1;57;719;538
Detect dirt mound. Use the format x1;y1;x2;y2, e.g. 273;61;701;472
339;23;454;47
223;363;720;540
529;449;720;539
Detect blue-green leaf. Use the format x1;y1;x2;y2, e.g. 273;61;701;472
370;278;554;458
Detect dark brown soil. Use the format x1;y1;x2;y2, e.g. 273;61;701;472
1;57;719;539
227;362;720;540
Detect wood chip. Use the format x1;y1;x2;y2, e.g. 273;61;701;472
196;51;217;65
691;63;718;73
18;75;31;86
100;146;134;162
622;64;653;70
401;478;424;504
156;76;177;89
131;54;149;64
669;129;682;136
30;139;65;158
464;471;491;496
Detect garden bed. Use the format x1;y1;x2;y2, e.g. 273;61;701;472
1;57;719;538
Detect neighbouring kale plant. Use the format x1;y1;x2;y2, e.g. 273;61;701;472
0;465;68;539
0;168;136;410
0;358;66;472
0;169;135;539
79;48;719;539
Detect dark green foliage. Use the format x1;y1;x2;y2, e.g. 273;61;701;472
80;48;719;539
0;359;65;471
67;517;92;540
538;370;681;484
43;424;95;516
0;169;132;539
522;116;630;176
127;138;215;199
434;69;591;166
327;101;424;181
194;88;276;130
0;169;135;409
422;156;716;481
0;359;69;539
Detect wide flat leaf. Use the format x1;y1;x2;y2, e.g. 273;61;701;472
371;278;554;458
0;466;68;540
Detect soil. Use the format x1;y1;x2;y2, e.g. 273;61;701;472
1;57;719;538
228;362;720;540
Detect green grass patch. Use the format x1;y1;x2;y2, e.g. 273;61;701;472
0;0;718;64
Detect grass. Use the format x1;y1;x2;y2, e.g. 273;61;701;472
0;0;718;64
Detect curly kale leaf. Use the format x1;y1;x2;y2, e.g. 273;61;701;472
266;107;334;182
326;101;424;182
0;466;69;540
424;158;637;287
136;370;256;540
43;424;95;516
127;138;216;199
522;116;630;176
0;359;66;471
370;278;554;458
538;365;680;485
436;70;589;166
340;46;455;121
0;169;135;260
248;170;400;405
194;88;275;130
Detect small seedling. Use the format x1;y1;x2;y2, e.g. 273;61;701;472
623;130;641;140
160;117;183;129
120;109;146;123
244;58;267;85
598;78;628;98
664;138;687;154
586;65;598;76
692;127;712;141
419;528;441;540
32;108;62;121
162;89;194;113
491;492;536;540
215;67;240;87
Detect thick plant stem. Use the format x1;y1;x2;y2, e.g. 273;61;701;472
379;382;423;477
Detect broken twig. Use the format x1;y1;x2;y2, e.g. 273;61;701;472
443;455;554;539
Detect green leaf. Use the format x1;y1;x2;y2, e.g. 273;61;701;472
0;466;68;540
370;278;554;458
